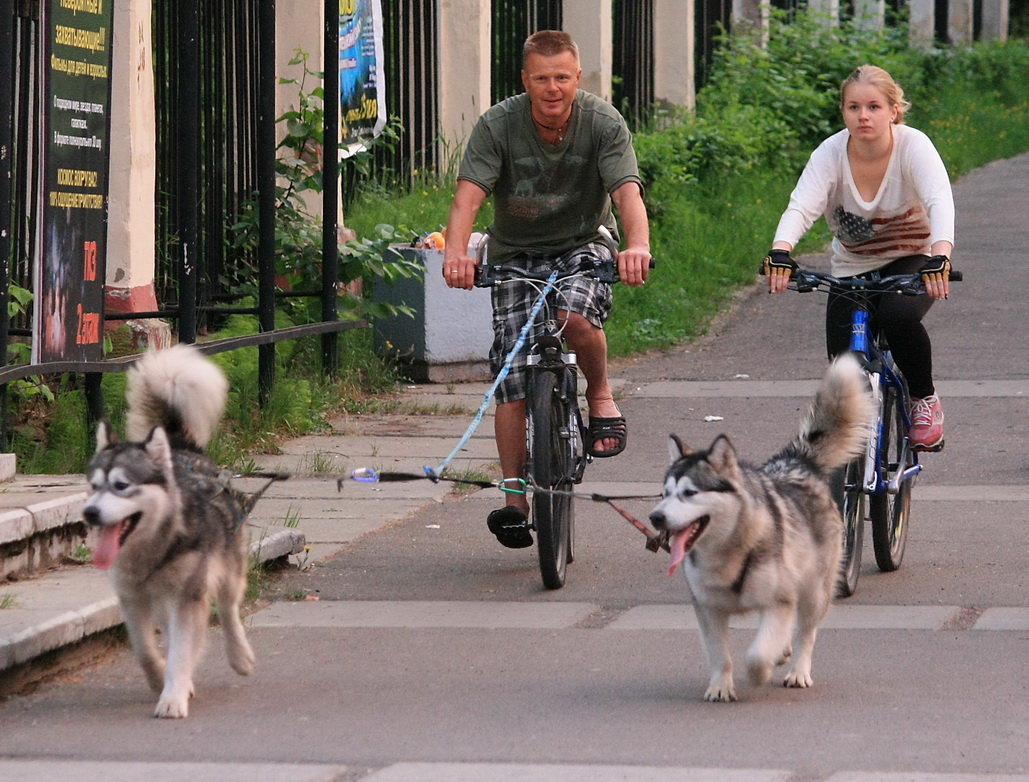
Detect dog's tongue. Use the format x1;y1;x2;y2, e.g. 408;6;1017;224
667;528;691;577
92;523;123;570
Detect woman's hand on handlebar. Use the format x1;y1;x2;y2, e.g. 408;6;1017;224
763;249;798;294
442;252;477;290
920;255;952;301
617;246;652;287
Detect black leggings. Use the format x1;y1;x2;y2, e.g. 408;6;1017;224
825;255;935;399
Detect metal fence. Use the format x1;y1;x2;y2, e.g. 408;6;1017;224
3;2;39;338
368;0;440;191
491;0;563;103
696;0;732;88
153;0;262;317
613;0;655;129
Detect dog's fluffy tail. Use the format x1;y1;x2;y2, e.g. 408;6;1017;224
125;344;229;449
794;353;876;472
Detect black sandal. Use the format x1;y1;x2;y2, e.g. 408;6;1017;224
586;415;627;458
487;506;533;549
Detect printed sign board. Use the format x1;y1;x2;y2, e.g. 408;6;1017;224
339;0;386;158
35;0;115;363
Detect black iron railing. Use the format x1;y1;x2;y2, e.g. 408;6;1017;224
491;0;563;103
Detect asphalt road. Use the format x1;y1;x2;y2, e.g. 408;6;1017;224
0;155;1026;782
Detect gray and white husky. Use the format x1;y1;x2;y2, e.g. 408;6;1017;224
83;345;254;718
649;354;874;702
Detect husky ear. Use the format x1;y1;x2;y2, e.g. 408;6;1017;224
95;420;118;453
668;434;691;464
707;434;740;476
144;426;174;469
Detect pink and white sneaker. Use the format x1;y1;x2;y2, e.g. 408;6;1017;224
909;394;944;451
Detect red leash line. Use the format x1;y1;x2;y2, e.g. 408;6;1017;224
603;498;670;553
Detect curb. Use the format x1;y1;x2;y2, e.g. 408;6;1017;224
0;524;307;674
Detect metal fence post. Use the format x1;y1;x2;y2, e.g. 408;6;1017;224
0;0;14;449
177;1;199;345
321;0;340;378
258;0;276;404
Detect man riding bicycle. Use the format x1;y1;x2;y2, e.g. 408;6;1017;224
443;30;652;549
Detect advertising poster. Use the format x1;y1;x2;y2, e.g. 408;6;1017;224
339;0;386;158
34;0;115;363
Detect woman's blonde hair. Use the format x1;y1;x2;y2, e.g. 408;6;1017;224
840;65;911;124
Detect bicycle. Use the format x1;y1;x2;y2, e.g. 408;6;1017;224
474;255;640;589
780;266;962;597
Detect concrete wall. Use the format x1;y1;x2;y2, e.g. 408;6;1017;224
438;0;492;153
949;0;974;43
106;0;168;347
980;0;1010;41
653;0;695;112
562;0;613;102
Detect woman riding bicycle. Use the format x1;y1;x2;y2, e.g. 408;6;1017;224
765;65;955;451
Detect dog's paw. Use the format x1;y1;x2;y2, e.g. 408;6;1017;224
783;669;813;689
229;641;255;677
746;656;774;687
154;695;189;719
776;645;793;666
704;677;737;703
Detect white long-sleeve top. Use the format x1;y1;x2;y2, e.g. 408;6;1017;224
774;124;955;276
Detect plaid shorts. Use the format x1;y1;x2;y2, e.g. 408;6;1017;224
490;241;613;404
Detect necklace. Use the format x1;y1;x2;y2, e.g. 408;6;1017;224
533;115;570;144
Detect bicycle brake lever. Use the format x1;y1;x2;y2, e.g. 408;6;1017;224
473;264;493;288
592;256;657;284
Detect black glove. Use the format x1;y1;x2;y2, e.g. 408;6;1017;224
762;249;797;276
919;255;952;278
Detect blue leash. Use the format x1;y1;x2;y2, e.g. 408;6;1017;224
422;270;559;483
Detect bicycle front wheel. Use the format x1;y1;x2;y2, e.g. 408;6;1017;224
528;370;574;589
870;384;912;571
832;458;865;598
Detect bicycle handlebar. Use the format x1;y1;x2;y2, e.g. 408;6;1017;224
760;266;963;295
474;256;656;288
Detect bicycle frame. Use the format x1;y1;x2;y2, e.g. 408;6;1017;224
849;305;921;498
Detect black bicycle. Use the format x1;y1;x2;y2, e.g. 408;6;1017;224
475;256;637;589
784;267;961;596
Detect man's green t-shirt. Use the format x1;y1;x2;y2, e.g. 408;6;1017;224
458;90;643;262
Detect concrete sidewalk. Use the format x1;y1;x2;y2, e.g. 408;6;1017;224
0;381;500;676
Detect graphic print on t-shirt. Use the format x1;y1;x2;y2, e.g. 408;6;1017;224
834;205;875;242
833;204;930;258
506;152;588;221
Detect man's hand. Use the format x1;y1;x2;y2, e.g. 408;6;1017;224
763;249;797;294
920;254;951;300
442;253;477;290
617;247;651;287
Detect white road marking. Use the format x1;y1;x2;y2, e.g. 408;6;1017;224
248;601;1025;632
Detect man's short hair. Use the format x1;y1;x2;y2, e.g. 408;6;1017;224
522;30;579;66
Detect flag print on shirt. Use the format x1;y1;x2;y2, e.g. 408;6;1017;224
833;205;930;257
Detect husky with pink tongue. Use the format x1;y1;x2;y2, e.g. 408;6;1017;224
83;345;254;718
649;354;873;702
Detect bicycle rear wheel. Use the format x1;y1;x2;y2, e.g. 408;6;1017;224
870;385;912;571
832;458;865;598
528;370;574;589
